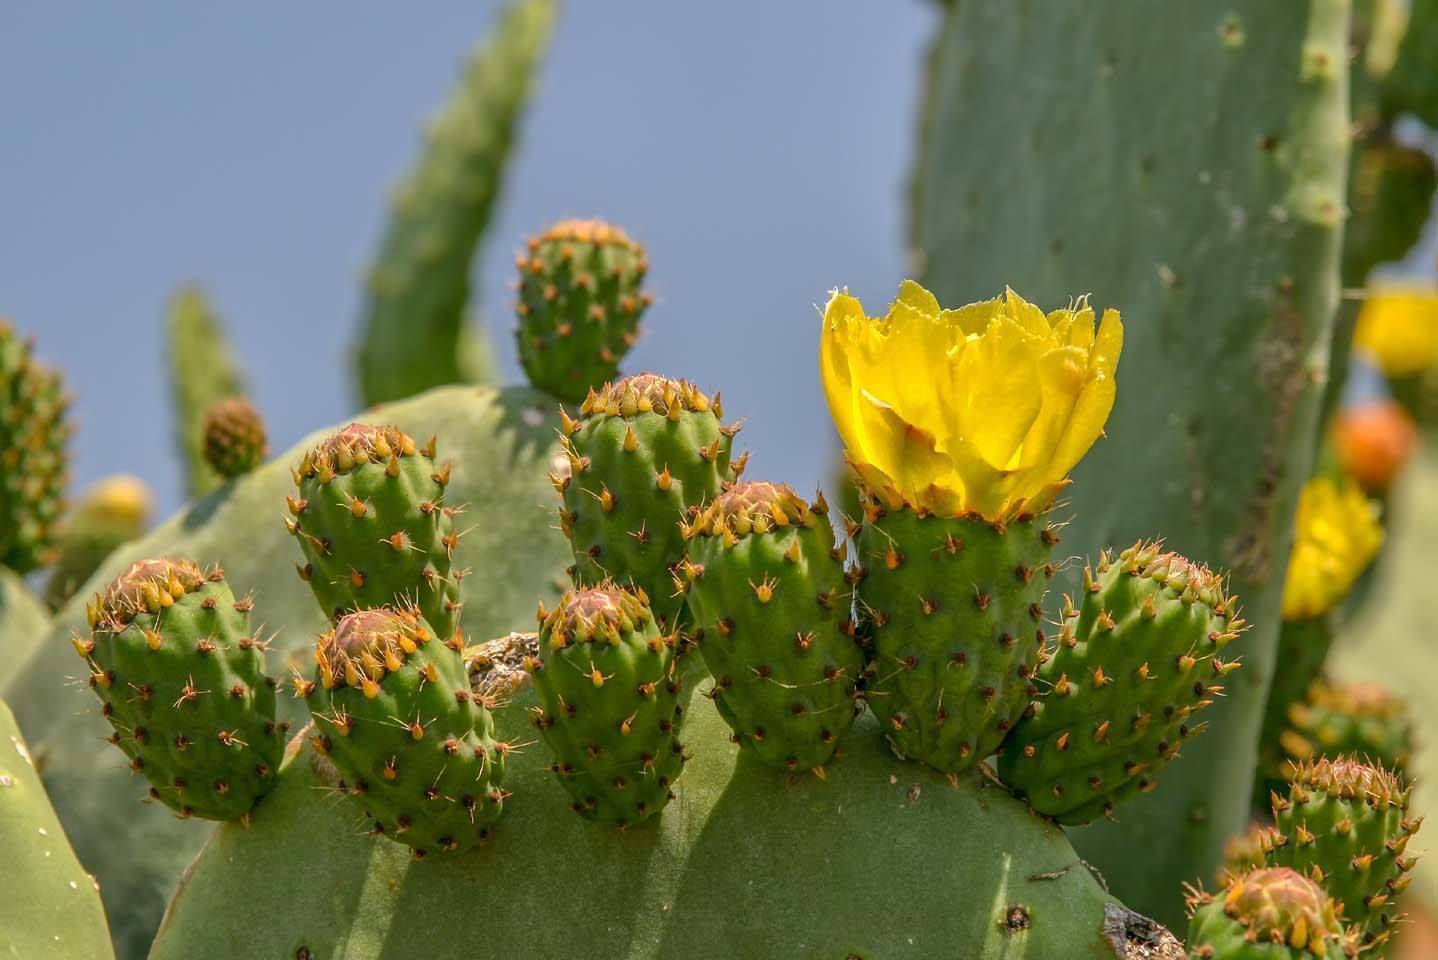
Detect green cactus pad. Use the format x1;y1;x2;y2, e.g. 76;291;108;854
1267;757;1422;947
558;374;741;630
76;558;284;821
1255;615;1334;806
856;504;1054;775
1342;143;1438;285
530;584;685;826
289;423;462;640
302;606;506;856
999;542;1244;824
679;481;862;773
1185;867;1350;959
517;219;652;402
0;697;114;960
149;669;1182;960
0;319;69;574
200;396;268;479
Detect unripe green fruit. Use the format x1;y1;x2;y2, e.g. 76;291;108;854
78;558;284;821
201;396;268;479
1185;867;1352;959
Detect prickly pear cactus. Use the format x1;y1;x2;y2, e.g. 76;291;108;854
355;0;557;406
913;0;1351;919
148;667;1177;960
301;606;506;855
0;698;114;960
42;475;153;610
0;566;50;688
289;424;462;640
530;584;684;826
679;481;862;774
3;384;570;959
200;396;267;479
1267;757;1421;948
857;506;1054;775
75;558;284;821
1383;0;1438;126
1184;867;1350;959
1266;681;1413;796
558;374;741;629
0;318;70;574
166;286;249;499
999;543;1244;825
516;219;652;402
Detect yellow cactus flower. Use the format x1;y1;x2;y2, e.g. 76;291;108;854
819;281;1122;520
80;474;153;528
1280;476;1383;621
1353;282;1438;378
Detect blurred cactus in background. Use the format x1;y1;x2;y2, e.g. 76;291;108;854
166;287;249;499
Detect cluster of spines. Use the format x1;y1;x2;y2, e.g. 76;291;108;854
1185;867;1354;958
297;606;509;857
553;373;743;629
678;481;863;774
201;396;268;479
997;541;1245;824
286;423;464;638
1264;757;1422;949
515;219;652;402
854;499;1058;776
0;319;70;573
527;584;686;827
77;558;285;821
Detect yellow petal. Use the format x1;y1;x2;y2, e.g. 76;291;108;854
948;317;1043;469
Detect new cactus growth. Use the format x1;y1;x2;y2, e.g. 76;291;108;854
0;318;70;574
529;584;685;826
998;542;1244;824
824;282;1121;775
75;558;284;821
200;396;268;479
1266;757;1422;948
299;605;508;856
1273;681;1414;785
1185;867;1351;959
557;374;741;629
288;423;463;639
516;219;653;402
678;481;862;773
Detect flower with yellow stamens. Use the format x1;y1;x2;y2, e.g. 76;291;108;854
1280;476;1383;621
1352;281;1438;379
819;280;1122;520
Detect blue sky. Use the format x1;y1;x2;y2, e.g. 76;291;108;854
4;2;935;513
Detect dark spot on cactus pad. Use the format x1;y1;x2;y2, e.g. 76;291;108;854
1003;905;1030;932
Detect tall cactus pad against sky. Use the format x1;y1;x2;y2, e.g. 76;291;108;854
166;287;248;500
914;0;1349;922
0;699;114;960
148;674;1181;960
3;384;571;960
355;0;557;407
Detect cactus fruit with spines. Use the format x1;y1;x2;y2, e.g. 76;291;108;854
516;219;653;402
556;374;743;629
299;606;508;856
0;318;70;574
856;504;1054;775
998;542;1244;825
201;396;268;479
1266;757;1422;948
1271;681;1414;789
75;558;284;821
529;584;685;826
1184;867;1352;959
678;481;862;773
288;423;463;640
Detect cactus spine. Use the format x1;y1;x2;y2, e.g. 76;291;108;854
516;219;652;402
200;396;268;479
0;318;69;574
301;606;507;856
999;543;1244;824
556;374;742;630
76;558;284;820
530;584;685;826
1185;867;1351;959
679;481;862;774
288;424;463;640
